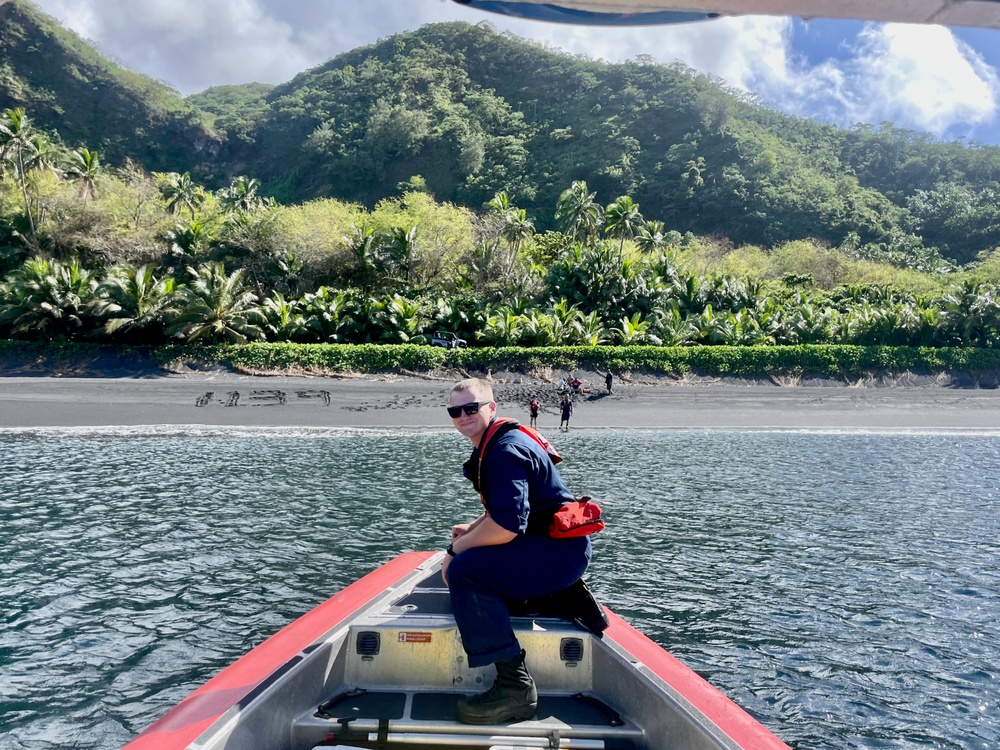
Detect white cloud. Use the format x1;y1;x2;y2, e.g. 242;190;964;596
752;23;999;138
29;0;100;39
852;25;998;135
34;0;314;92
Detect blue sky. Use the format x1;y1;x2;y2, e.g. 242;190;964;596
30;0;1000;146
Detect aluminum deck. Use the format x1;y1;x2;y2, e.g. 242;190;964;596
295;573;643;749
124;552;790;750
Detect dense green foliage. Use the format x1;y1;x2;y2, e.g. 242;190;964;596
4;338;1000;380
177;342;1000;377
3;3;1000;268
198;23;1000;266
2;102;1000;354
3;3;1000;365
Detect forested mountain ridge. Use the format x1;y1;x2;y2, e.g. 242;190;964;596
2;2;1000;267
212;21;1000;266
0;0;220;173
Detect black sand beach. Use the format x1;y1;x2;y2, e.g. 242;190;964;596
1;371;998;430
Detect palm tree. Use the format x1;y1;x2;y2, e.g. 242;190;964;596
634;220;667;254
501;208;534;262
486;191;513;215
384;225;418;284
22;131;60;176
372;294;429;344
671;275;708;315
218;175;266;214
943;281;1000;347
615;312;661;345
517;301;583;346
691;304;721;344
604;195;643;257
653;306;698;346
158;172;206;220
520;309;561;346
303;287;354;343
555;181;603;244
483;192;535;283
546;241;628;318
90;264;178;342
781;294;835;345
911;304;948;347
0;108;35;174
573;310;609;346
431;295;483;342
167;262;265;343
0;108;40;237
0;256;98;339
260;292;310;342
64;147;102;203
482;308;525;347
725;308;775;346
346;225;385;291
167;221;215;261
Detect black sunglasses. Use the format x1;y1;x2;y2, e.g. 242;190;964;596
447;401;491;418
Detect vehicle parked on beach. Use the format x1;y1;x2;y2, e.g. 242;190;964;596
431;331;468;349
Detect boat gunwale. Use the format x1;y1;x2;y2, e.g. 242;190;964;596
121;551;436;750
122;550;791;750
602;609;790;750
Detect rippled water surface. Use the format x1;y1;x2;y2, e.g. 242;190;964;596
1;427;999;749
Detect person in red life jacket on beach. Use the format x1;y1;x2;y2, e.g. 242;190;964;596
442;377;591;725
528;396;539;428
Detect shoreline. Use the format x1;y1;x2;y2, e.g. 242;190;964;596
2;372;999;431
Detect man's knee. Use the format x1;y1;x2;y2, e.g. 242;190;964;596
448;550;495;591
448;554;474;588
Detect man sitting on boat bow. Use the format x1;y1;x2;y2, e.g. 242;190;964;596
442;377;592;725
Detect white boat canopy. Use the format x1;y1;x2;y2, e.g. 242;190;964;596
451;0;1000;29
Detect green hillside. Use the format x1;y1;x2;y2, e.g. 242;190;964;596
0;0;220;174
229;22;1000;265
186;82;274;159
2;5;1000;267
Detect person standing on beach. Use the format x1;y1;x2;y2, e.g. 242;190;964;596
605;371;613;394
528;397;539;428
442;378;590;725
559;395;573;432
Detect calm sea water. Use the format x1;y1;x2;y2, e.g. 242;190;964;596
1;427;998;749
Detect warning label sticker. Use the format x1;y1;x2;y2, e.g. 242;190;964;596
398;632;433;643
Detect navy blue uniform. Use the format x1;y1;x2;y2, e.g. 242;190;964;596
449;427;591;667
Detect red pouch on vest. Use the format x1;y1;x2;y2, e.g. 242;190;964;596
550;497;604;538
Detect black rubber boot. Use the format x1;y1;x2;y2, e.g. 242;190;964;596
456;649;538;725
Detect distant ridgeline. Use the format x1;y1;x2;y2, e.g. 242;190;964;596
1;0;999;265
0;0;219;174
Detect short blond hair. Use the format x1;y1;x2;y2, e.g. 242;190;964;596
452;377;494;402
